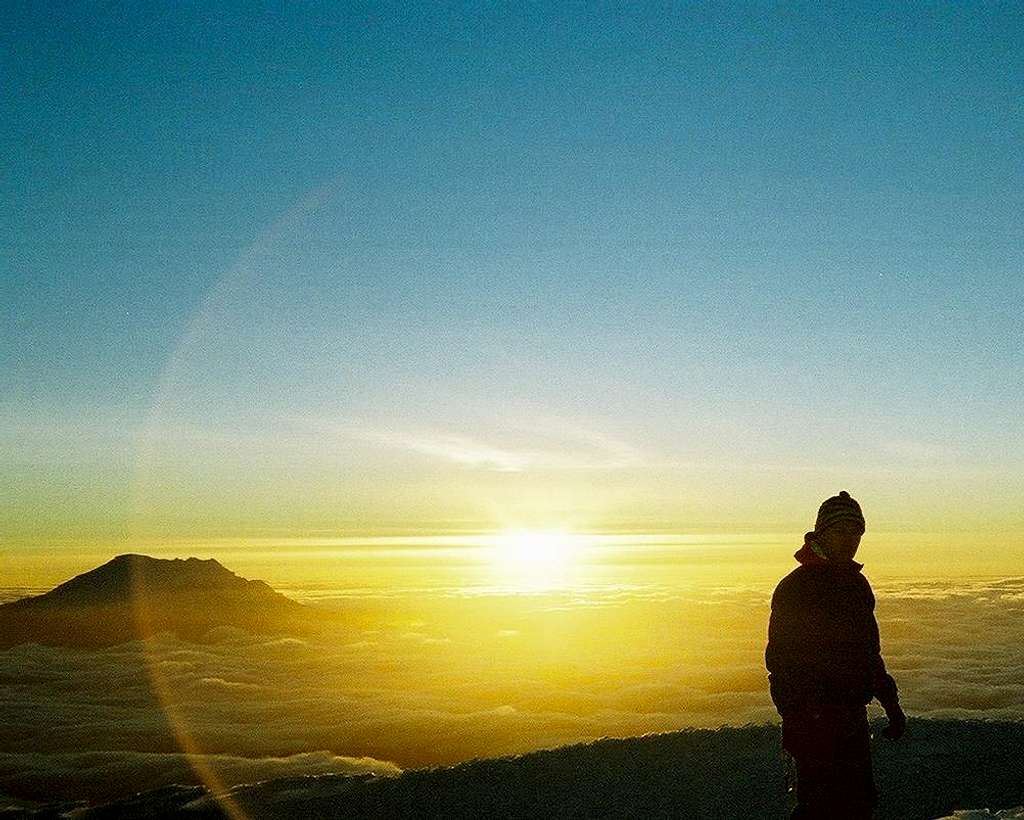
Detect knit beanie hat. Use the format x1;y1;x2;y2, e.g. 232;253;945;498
814;490;865;534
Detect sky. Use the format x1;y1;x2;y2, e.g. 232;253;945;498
3;2;1023;572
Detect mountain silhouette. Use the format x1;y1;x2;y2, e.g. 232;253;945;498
0;555;309;648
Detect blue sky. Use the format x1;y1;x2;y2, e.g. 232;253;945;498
3;2;1023;549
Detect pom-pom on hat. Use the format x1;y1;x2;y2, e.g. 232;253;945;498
814;490;865;534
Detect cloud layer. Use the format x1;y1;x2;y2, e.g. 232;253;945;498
2;576;1024;802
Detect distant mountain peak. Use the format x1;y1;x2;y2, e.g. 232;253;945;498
0;554;310;648
39;553;258;605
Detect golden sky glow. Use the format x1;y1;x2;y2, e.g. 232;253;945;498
4;529;1021;591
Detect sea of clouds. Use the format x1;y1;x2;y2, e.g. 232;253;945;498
2;575;1024;804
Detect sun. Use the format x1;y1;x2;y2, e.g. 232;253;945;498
487;529;581;590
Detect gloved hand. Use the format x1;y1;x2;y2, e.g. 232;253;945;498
881;704;907;740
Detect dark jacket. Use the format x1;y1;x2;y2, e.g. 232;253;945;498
766;551;898;716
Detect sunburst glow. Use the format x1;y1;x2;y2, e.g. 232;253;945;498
486;530;582;590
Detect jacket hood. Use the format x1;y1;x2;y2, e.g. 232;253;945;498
794;532;863;571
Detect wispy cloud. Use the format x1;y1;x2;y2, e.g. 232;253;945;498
298;416;643;473
877;437;965;463
347;426;534;472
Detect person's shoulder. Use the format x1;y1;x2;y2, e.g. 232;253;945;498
771;565;820;605
842;565;873;589
854;569;873;587
852;569;877;602
776;564;820;587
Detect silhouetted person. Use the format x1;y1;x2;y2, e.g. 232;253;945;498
766;491;905;819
